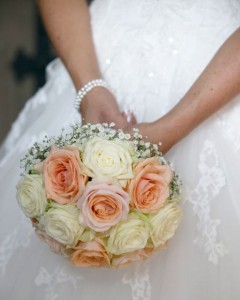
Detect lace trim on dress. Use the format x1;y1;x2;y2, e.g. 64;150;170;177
187;140;228;265
0;217;33;276
35;266;84;300
122;262;151;300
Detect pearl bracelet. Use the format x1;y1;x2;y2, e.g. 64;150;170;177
74;79;109;111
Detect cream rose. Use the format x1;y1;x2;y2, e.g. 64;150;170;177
107;212;149;255
149;203;182;247
42;204;85;247
71;238;111;268
128;157;173;213
17;174;47;218
78;178;130;232
81;137;135;181
38;145;87;204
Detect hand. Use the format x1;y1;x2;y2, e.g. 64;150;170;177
80;88;136;128
125;119;175;154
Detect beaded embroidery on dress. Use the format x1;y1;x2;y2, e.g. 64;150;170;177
1;0;240;299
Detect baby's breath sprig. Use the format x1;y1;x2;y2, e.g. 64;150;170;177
20;123;169;176
169;173;182;200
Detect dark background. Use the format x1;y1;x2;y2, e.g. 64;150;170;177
0;0;94;144
0;0;56;144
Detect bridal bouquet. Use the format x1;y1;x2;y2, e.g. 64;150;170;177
17;123;182;268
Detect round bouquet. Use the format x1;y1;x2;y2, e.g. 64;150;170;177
17;123;182;268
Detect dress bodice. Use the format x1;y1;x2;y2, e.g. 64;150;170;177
90;0;240;121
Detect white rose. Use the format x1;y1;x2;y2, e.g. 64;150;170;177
107;212;149;255
17;174;47;218
42;204;85;247
149;203;182;247
81;137;135;181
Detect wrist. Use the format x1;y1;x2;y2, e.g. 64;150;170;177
153;116;179;151
75;79;113;111
72;69;102;91
80;87;119;115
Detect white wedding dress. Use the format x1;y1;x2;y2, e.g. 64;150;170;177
1;0;240;299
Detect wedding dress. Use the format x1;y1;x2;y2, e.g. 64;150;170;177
1;0;240;299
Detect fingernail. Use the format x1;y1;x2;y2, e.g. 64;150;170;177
124;110;132;123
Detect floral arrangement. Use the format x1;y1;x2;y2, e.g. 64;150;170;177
17;123;182;268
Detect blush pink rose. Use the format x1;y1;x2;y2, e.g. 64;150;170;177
78;178;130;232
71;239;111;268
112;247;154;268
38;145;87;204
35;227;66;254
128;157;173;213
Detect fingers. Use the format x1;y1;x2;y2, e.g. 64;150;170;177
122;110;137;125
81;110;137;131
128;112;137;125
114;115;129;130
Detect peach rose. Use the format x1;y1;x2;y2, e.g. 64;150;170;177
38;145;87;204
112;247;154;268
71;238;111;268
128;157;173;213
78;178;130;232
35;227;66;254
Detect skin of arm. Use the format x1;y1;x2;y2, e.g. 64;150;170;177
132;27;240;153
37;0;134;127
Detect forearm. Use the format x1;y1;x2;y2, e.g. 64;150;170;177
157;27;240;147
37;0;101;89
38;0;131;127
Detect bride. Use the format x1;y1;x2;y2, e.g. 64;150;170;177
1;0;240;299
